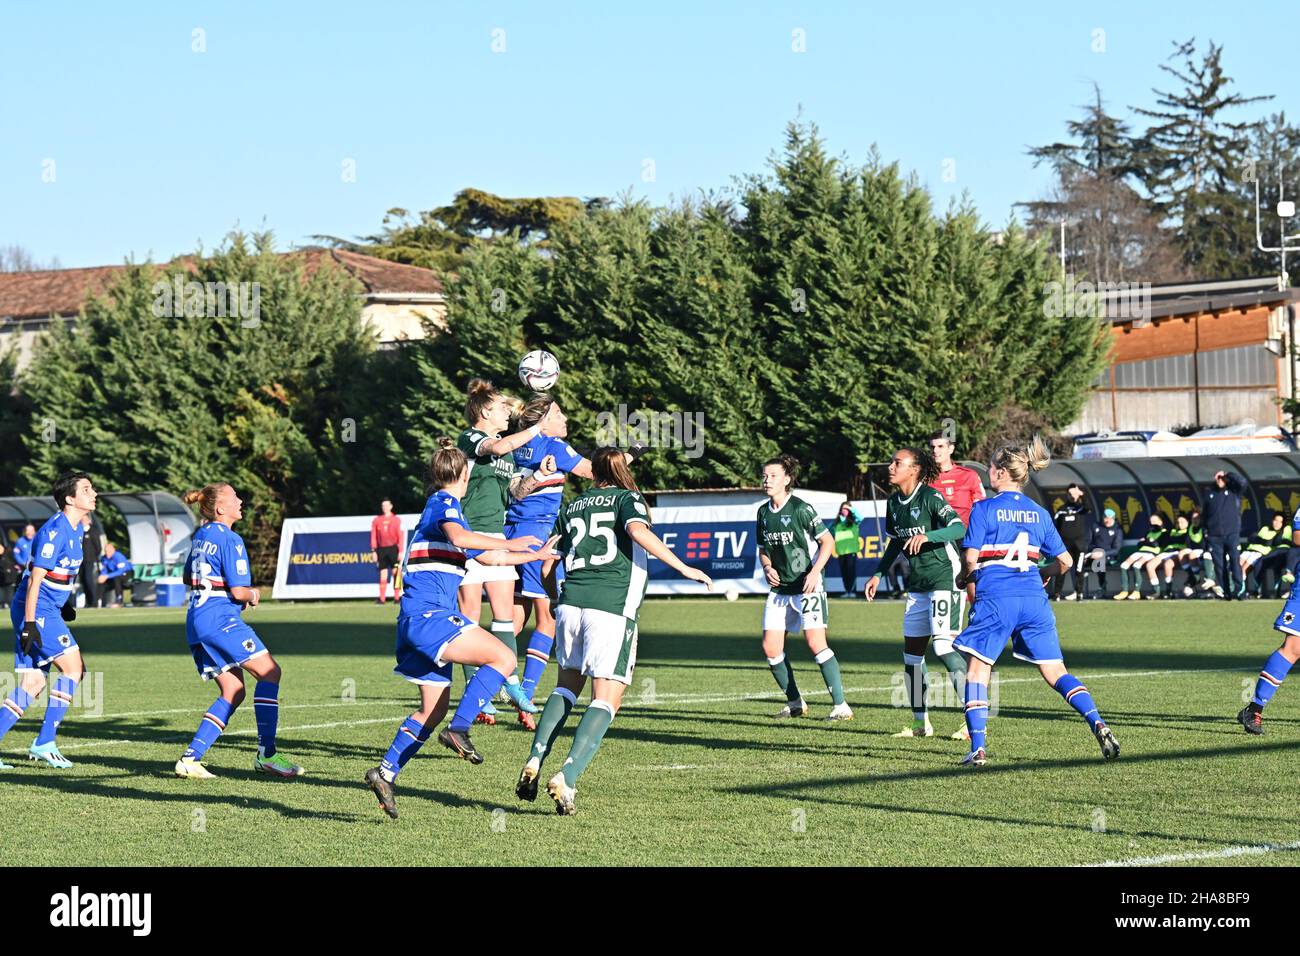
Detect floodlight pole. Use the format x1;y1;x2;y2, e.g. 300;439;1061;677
1254;160;1300;290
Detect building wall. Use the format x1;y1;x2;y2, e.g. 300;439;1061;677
1073;386;1280;433
360;301;446;344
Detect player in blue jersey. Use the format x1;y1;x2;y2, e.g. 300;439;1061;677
173;483;304;780
1236;504;1300;735
506;396;596;706
954;437;1120;767
0;472;95;769
364;438;559;819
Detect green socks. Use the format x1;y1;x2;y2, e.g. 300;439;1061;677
904;652;928;720
937;648;966;697
561;700;615;787
767;653;802;702
814;648;845;706
490;619;518;657
1119;567;1131;591
530;688;576;763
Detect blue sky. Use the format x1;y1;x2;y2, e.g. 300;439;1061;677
1;1;1294;268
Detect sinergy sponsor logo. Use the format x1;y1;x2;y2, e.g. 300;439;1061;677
49;886;151;936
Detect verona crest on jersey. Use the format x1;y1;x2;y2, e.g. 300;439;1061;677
507;434;583;526
402;490;479;614
13;512;83;610
757;496;830;596
963;491;1066;596
184;522;253;618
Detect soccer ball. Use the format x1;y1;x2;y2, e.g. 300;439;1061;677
725;588;739;603
518;350;560;392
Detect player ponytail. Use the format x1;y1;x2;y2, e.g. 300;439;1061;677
464;377;501;426
593;446;639;493
426;437;468;494
989;435;1052;486
183;483;228;522
900;445;940;486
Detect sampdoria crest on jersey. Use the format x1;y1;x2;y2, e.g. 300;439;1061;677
449;614;467;627
59;634;71;647
1286;613;1295;625
242;639;256;652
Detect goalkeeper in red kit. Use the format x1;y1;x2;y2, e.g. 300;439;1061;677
928;431;986;607
372;498;405;604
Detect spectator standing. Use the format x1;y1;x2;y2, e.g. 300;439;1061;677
1204;470;1246;600
1083;508;1123;598
12;523;35;570
830;502;860;597
371;498;404;605
78;515;102;608
97;541;134;607
1052;484;1092;600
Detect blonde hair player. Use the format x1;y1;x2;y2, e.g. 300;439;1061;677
953;437;1120;767
174;483;304;779
756;454;851;721
456;378;561;728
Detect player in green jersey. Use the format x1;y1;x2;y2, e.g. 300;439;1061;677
455;379;561;727
516;448;712;815
757;454;852;722
864;446;968;739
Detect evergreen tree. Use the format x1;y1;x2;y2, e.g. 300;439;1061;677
1132;38;1272;277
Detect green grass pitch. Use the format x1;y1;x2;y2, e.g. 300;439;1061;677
1;598;1297;866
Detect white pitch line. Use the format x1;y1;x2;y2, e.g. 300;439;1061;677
1082;840;1300;867
82;699;416;721
619;667;1249;707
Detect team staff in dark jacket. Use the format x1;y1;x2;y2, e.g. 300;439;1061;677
1052;484;1092;600
1082;508;1123;597
1203;470;1246;600
0;546;19;608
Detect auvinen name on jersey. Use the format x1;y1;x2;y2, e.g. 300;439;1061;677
757;496;829;596
555;487;652;620
996;508;1040;524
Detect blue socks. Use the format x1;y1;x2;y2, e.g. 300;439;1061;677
0;688;34;743
1252;651;1294;709
520;630;554;699
1054;673;1102;731
964;681;989;753
450;665;509;733
379;716;430;782
253;681;279;757
183;697;238;761
35;675;79;746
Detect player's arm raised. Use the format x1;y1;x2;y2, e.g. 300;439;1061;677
628;521;712;589
478;402;560;457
